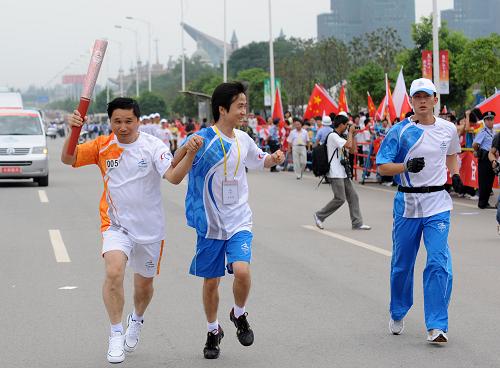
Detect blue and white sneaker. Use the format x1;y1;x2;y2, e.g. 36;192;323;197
389;318;404;335
427;329;448;344
107;331;125;363
124;313;143;353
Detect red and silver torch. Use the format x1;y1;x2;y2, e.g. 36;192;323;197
66;39;108;155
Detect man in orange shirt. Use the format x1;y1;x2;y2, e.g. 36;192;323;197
61;97;202;364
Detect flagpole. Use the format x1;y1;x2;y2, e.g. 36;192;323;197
432;0;441;114
268;0;275;111
223;0;227;82
180;0;186;91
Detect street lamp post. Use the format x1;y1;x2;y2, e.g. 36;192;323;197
268;0;275;110
432;0;441;114
180;0;186;91
115;24;140;97
126;16;152;92
223;0;227;82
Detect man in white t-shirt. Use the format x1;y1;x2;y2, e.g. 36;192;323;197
287;117;309;179
61;98;203;364
313;114;371;230
376;78;463;344
182;82;284;359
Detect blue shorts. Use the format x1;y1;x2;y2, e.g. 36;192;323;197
189;230;253;278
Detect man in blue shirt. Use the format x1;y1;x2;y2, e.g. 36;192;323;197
376;78;463;344
183;82;285;359
315;115;334;146
473;110;496;209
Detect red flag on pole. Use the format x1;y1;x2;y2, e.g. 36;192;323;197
303;84;339;120
375;74;397;122
367;92;376;118
338;83;349;113
272;86;285;130
392;67;412;120
476;91;500;123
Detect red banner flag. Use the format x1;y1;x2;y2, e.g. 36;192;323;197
375;74;397;122
476;91;500;123
392;67;412;120
367;92;376;118
338;83;349;113
272;86;285;130
303;84;339;120
439;50;450;94
422;50;433;80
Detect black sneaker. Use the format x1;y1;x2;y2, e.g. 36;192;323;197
229;309;254;346
203;326;224;359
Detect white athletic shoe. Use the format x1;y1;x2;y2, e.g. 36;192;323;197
107;331;125;363
389;318;404;335
354;224;372;230
124;313;143;353
313;213;324;230
427;329;448;344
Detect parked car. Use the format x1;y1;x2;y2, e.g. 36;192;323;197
0;109;49;186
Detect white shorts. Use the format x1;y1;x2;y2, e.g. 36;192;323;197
102;230;165;278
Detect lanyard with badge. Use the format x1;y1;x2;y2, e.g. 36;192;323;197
214;126;241;205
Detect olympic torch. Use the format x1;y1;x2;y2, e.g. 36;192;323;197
66;39;108;155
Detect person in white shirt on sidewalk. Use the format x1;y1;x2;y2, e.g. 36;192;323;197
313;113;371;231
287;117;309;179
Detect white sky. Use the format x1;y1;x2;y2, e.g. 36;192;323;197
0;0;453;90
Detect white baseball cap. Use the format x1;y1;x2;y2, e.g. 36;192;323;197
322;116;332;125
338;111;348;117
410;78;437;97
154;113;160;118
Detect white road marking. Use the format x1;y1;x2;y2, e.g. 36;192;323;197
38;190;49;203
48;230;71;263
302;225;392;257
58;286;78;290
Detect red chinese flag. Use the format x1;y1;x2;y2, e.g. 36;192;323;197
400;94;412;120
303;84;339;120
477;91;500;123
375;75;397;122
272;86;285;130
367;92;376;118
338;84;349;113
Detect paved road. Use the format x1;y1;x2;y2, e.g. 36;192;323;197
1;137;499;367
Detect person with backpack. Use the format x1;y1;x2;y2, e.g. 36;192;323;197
312;114;371;231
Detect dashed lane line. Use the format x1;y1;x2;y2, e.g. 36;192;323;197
48;230;71;263
302;225;392;257
38;190;49;203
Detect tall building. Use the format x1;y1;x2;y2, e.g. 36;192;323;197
441;0;500;39
317;0;415;47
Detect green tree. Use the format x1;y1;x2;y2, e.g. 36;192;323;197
93;89;114;114
396;17;469;111
137;91;168;116
235;68;268;113
45;98;78;112
348;62;386;112
349;27;404;73
228;37;306;77
456;33;500;97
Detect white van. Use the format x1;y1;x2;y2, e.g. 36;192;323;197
0;108;49;186
0;92;23;109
